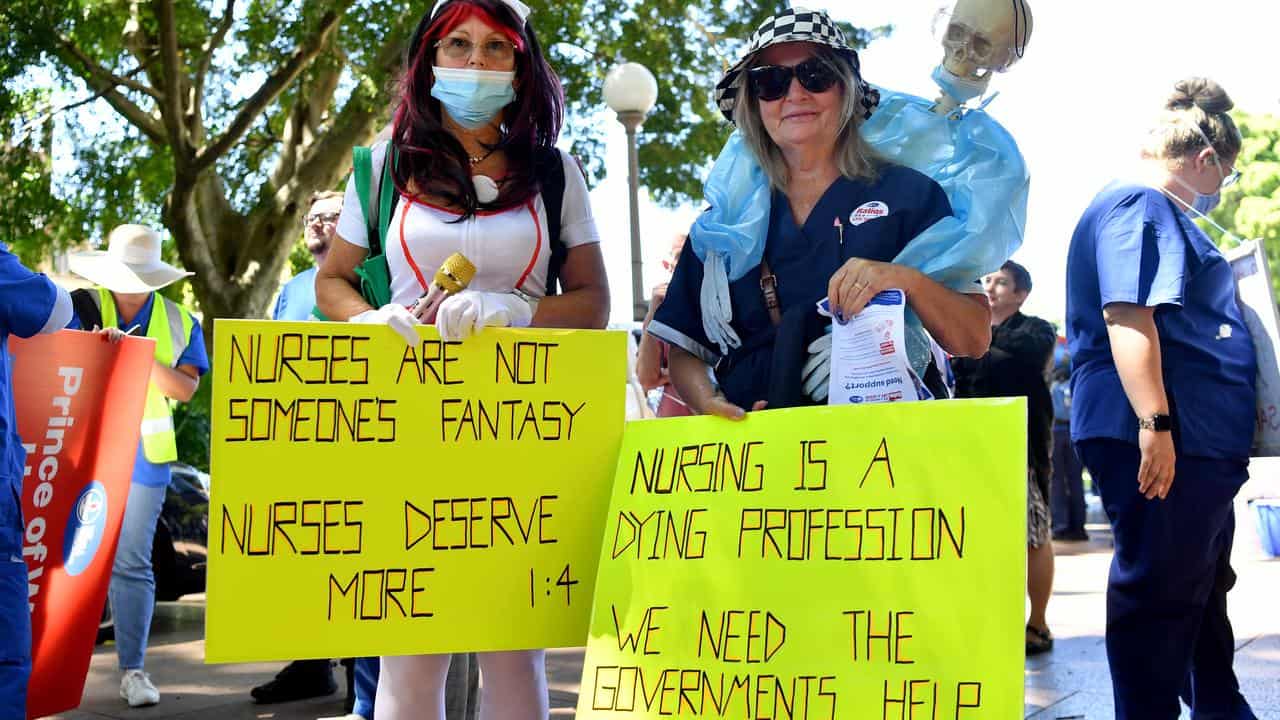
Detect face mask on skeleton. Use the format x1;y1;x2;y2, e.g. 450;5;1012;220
932;64;989;103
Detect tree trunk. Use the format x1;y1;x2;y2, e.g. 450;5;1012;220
167;106;381;349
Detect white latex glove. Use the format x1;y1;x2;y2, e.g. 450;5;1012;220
349;303;420;345
802;329;832;402
436;290;533;341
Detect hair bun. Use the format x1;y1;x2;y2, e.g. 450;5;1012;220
1166;77;1234;115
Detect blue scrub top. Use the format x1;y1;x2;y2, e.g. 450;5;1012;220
272;266;317;322
1065;182;1256;460
1051;381;1070;423
651;164;953;406
0;245;62;553
68;292;210;487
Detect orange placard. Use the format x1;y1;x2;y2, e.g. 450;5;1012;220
14;330;154;719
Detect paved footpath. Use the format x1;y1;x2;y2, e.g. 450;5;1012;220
47;481;1280;720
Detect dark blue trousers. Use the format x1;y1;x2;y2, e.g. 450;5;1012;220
1077;439;1256;720
0;558;30;720
1052;423;1088;535
1;479;31;720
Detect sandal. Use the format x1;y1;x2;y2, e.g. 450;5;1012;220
1026;624;1054;656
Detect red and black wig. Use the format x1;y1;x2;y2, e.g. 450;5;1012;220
392;0;565;219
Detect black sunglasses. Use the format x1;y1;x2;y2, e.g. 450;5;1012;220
747;58;840;102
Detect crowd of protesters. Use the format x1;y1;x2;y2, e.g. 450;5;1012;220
0;2;1265;719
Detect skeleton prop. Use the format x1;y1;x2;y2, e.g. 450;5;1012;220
852;0;1033;370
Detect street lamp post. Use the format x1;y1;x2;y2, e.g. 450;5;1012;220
603;62;658;322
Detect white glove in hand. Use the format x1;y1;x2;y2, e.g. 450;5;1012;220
802;329;833;402
436;290;533;341
349;303;420;345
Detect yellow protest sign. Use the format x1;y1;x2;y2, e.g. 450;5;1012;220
578;399;1026;719
205;320;625;663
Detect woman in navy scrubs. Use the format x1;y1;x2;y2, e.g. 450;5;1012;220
1066;77;1257;719
649;8;991;417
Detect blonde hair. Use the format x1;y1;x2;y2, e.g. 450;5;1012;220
308;190;344;209
732;46;882;189
1145;77;1242;164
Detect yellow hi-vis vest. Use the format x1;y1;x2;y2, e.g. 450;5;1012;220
93;288;195;464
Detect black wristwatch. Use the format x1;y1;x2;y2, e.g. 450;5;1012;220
1137;413;1173;432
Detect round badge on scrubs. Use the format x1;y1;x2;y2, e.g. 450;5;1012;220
851;201;889;226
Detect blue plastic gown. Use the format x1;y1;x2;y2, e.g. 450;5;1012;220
862;87;1030;371
686;132;772;354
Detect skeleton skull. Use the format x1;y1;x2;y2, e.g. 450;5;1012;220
937;0;1033;79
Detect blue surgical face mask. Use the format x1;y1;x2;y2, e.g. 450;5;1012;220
931;64;990;104
1194;190;1221;215
1178;120;1228;215
430;67;516;129
1171;175;1222;216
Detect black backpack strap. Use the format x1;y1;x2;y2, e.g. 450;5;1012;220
537;147;568;296
70;287;103;330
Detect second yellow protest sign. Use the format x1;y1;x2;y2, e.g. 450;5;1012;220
579;399;1027;719
206;321;625;663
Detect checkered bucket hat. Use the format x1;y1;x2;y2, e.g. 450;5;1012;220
714;7;879;123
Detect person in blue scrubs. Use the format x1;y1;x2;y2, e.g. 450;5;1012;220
0;246;72;720
650;9;991;416
67;225;208;708
1065;77;1258;719
952;261;1059;655
1050;345;1089;542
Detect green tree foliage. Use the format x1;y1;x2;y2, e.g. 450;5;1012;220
173;378;212;472
2;0;415;329
0;90;77;264
1209;111;1280;292
1;0;883;322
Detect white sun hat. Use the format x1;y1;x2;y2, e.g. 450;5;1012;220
68;224;193;294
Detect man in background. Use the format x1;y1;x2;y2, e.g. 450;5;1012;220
251;192;344;704
952;260;1058;655
273;191;341;322
260;191;475;720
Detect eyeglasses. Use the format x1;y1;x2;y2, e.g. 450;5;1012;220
1207;151;1242;189
1190;120;1242;189
747;58;840;102
1213;155;1242;189
306;212;340;226
434;37;517;63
